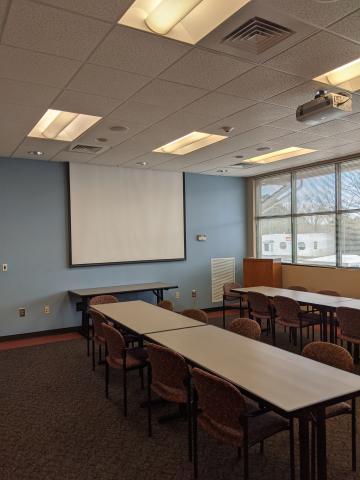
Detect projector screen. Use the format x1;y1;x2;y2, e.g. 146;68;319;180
69;163;185;266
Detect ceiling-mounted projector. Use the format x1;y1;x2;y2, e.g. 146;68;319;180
296;90;352;126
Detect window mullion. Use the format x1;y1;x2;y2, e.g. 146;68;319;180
291;172;296;264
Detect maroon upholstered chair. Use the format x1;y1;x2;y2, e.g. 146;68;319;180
273;296;321;351
88;308;107;371
337;307;360;363
191;368;293;479
229;318;261;341
90;294;119;306
302;341;356;472
181;308;208;323
146;343;192;460
316;290;340;341
158;299;174;311
317;290;340;297
247;291;273;336
102;323;147;417
223;282;248;329
288;285;308;292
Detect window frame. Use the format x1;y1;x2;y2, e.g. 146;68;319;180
255;156;360;269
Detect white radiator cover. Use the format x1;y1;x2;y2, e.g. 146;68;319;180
211;257;235;303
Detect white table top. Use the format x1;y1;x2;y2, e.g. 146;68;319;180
91;300;206;334
232;286;354;309
147;325;360;414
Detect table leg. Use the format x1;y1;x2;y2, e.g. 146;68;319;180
316;407;327;480
321;311;328;342
299;414;311;480
329;311;335;344
82;297;90;356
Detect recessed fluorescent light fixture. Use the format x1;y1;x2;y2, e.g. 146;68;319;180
154;131;227;155
118;0;252;44
28;109;101;142
314;58;360;92
243;147;316;165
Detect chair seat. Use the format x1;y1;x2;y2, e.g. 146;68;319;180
94;334;105;345
326;401;351;419
338;333;360;344
106;347;148;370
276;312;321;328
151;381;187;404
198;410;288;448
252;312;272;321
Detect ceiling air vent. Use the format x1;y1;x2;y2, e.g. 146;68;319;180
222;17;294;54
69;144;105;154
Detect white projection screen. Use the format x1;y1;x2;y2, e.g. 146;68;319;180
69;163;185;266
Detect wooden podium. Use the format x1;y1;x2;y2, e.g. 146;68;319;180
243;258;282;288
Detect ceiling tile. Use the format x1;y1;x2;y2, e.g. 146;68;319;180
3;0;111;60
52;150;95;163
305;119;360;137
107;101;172;126
0;45;81;88
90;140;147;166
12;137;66;160
0;77;60;108
265;31;360;79
216;103;292;133
345;112;360;124
33;0;133;23
0;1;9;33
328;9;360;43
122;153;175;169
267;81;335;109
181;92;256;121
219;67;306;101
160;48;253;90
51;90;121;116
68;63;151;100
265;114;310;132
301;129;360;150
0;103;47;157
266;0;359;27
267;131;325;148
90;25;190;77
76;118;146;147
130;79;207;110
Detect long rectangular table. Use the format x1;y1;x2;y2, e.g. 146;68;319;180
69;282;177;353
91;300;206;335
147;325;360;480
231;286;356;342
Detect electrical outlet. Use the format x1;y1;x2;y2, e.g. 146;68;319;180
18;308;26;317
44;305;50;314
175;291;181;300
2;264;8;272
192;289;197;298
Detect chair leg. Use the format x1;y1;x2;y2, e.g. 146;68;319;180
92;339;95;371
312;325;315;341
307;326;310;339
187;386;192;462
300;327;303;352
123;366;128;417
354;344;359;365
222;297;226;329
140;367;144;389
352;399;357;471
105;361;109;399
289;419;295;480
98;344;102;365
147;365;152;437
272;320;276;346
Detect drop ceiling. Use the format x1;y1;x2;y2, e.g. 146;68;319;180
0;0;359;177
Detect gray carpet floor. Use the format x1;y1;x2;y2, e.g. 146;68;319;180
0;317;358;480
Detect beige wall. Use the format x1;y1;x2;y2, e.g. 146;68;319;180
282;264;360;298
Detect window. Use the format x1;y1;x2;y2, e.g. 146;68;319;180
256;158;360;268
256;174;292;262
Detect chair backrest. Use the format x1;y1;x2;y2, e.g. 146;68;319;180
229;318;261;341
181;308;208;323
247;291;270;316
288;285;308;292
192;368;246;430
223;282;241;298
302;341;353;373
102;323;126;361
158;300;174;311
147;343;189;392
337;307;360;340
317;290;340;297
89;294;119;305
89;309;107;338
274;296;301;323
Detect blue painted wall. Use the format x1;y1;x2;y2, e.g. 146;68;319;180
0;157;246;336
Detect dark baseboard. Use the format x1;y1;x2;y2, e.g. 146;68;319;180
0;326;81;342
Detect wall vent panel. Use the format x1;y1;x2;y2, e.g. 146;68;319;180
211;257;235;303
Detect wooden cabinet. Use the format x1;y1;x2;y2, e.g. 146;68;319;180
243;258;282;287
